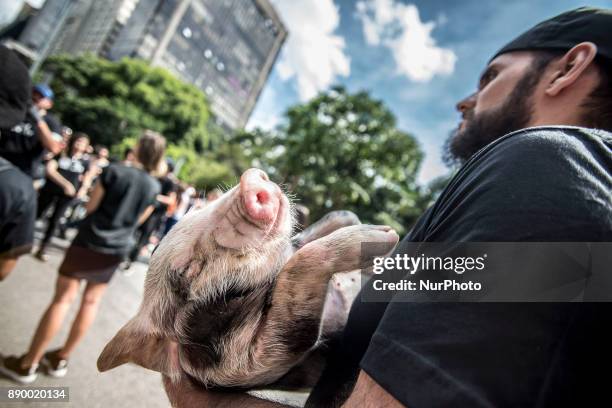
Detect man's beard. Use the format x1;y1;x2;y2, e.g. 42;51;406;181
444;68;541;166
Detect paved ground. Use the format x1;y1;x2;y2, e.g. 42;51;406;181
0;228;308;407
0;229;169;408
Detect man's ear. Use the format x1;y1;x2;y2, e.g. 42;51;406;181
97;314;182;381
546;42;598;96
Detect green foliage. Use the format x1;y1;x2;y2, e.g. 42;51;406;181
43;55;444;229
238;86;436;235
42;54;211;149
165;143;242;190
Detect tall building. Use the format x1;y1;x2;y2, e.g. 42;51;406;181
17;0;138;56
15;0;287;131
110;0;287;131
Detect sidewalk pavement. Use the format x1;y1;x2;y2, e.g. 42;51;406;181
0;230;308;407
0;233;168;408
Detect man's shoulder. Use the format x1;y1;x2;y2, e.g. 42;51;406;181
421;126;612;241
478;126;610;162
458;126;611;183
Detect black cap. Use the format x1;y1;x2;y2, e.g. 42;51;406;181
491;7;612;62
0;45;31;129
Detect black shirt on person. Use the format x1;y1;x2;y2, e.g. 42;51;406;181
153;175;177;214
43;112;62;134
0;157;36;257
72;162;160;256
306;127;612;408
0;116;43;177
43;155;90;196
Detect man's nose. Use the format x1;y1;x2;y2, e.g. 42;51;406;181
456;92;477;113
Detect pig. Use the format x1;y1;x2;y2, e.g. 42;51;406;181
97;168;398;390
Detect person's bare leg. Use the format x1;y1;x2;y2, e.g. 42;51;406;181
21;275;81;368
0;257;18;281
59;281;108;358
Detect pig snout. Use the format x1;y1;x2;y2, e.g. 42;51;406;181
211;169;290;250
240;168;280;225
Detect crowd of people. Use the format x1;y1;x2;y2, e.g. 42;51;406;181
0;44;221;383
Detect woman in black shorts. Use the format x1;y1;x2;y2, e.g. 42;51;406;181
0;131;165;383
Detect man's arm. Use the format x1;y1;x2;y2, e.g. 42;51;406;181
342;371;404;407
162;370;403;408
162;376;288;408
34;115;63;155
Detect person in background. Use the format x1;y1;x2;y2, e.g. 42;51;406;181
122;147;136;165
0;48;63;180
0;47;37;281
163;183;195;235
205;188;222;203
31;84;61;136
124;158;177;268
34;132;95;261
92;145;109;171
29;84;63;189
0;131;165;383
56;143;111;240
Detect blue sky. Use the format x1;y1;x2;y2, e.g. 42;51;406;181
248;0;612;184
4;1;611;184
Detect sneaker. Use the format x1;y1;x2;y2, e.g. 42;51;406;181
41;350;68;378
0;355;38;384
34;249;49;262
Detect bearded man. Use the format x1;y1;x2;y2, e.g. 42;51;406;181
163;7;612;407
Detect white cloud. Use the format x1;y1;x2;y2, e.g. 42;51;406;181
355;0;456;82
271;0;350;101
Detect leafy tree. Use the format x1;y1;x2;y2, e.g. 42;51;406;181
240;86;430;234
41;54;211;149
42;56;442;228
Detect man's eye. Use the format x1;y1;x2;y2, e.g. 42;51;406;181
479;70;497;89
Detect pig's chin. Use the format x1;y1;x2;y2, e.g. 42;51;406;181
213;195;291;250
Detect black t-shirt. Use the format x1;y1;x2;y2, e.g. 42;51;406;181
72;163;160;256
43;112;62;134
0;116;44;177
44;155;90;196
0;157;36;257
306;127;612;407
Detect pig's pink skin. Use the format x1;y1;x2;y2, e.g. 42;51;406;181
166;169;292;273
214;169;290;249
240;169;281;227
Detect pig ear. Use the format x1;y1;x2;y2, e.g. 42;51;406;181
97;315;181;379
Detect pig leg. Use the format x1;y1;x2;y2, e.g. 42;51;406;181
248;224;398;385
264;270;364;390
292;210;360;249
